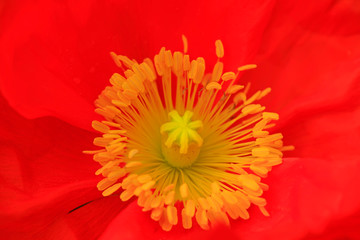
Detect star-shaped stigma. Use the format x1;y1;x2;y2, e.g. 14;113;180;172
160;110;203;154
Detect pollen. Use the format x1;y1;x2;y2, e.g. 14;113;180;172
85;37;293;231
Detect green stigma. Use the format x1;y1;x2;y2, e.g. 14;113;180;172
160;110;203;167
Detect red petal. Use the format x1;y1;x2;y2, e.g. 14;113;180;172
0;95;99;188
243;0;360;119
0;0;275;128
0;178;97;239
279;98;360;161
66;195;130;240
98;158;360;240
0;95;102;237
232;157;360;240
304;210;360;240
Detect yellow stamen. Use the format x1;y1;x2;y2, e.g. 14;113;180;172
211;62;224;82
110;52;122;68
128;149;139;159
221;71;236;81
182;35;188;54
215;40;224;58
86;37;291;232
206;82;222;91
102;183;122;197
237;64;257;72
92;120;110;133
180;183;189;198
226;85;244;95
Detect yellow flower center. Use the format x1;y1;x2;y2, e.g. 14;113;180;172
85;36;293;231
160;110;203;168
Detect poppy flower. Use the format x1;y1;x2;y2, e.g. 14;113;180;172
1;0;360;239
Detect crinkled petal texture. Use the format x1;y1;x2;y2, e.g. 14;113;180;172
0;0;360;239
0;96;128;239
0;0;275;130
244;1;360;117
241;0;360;161
98;158;360;240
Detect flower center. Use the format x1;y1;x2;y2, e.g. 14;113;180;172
85;36;294;232
160;110;203;168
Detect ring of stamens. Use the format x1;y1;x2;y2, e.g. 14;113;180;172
85;36;293;231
